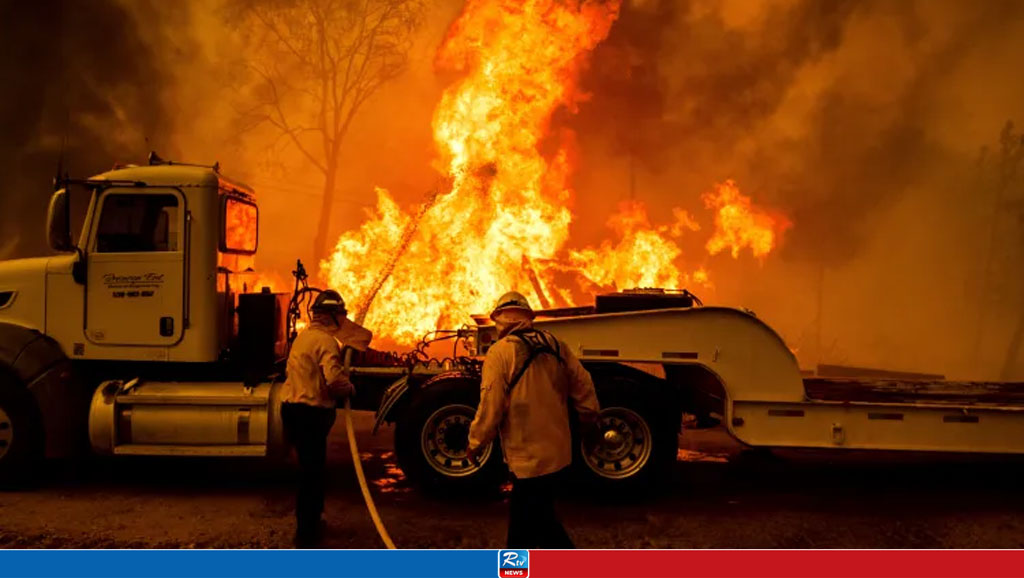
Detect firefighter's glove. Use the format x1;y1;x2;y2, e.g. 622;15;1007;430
466;443;483;466
580;417;603;451
330;375;356;400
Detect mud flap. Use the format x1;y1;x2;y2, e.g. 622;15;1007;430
373;375;409;435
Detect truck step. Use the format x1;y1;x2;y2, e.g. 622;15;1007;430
113;444;267;457
114;394;268;407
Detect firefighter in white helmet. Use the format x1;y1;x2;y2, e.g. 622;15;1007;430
467;291;600;548
280;289;370;548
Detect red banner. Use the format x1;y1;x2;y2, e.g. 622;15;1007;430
531;550;1024;578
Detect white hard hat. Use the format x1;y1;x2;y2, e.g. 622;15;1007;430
312;290;347;315
490;291;535;321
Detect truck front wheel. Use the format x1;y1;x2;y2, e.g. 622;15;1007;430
0;380;44;489
394;375;507;494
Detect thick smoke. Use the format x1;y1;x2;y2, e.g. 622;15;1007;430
2;0;1022;378
0;0;445;268
0;0;175;256
571;0;1024;378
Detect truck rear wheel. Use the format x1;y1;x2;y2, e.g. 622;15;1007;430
394;375;507;494
578;376;679;493
0;381;44;489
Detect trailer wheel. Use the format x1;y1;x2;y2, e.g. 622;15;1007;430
394;376;507;494
578;377;679;492
0;379;44;489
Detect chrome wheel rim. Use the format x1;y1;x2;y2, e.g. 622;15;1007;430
583;406;653;480
421;404;492;477
0;406;12;460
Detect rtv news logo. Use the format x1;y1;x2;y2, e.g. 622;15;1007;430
498;549;529;578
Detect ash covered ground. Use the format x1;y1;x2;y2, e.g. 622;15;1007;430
3;413;1024;549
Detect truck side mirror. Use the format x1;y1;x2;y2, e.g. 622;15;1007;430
46;188;75;252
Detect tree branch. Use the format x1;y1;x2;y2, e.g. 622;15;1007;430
252;64;327;174
309;3;334;166
335;0;397;143
239;0;423;180
251;7;311;67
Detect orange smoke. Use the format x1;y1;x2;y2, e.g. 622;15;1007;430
321;0;788;346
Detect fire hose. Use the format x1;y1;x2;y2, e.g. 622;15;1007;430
285;264;398;548
343;392;396;549
340;179;453;549
351;179;445;323
342;325;397;548
340;330;476;549
290;179;452;549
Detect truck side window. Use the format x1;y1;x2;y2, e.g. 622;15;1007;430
221;197;258;254
95;194;180;253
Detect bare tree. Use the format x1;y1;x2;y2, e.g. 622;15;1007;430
973;121;1024;379
996;123;1024;380
236;0;424;264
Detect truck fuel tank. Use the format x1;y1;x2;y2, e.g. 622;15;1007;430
88;379;284;457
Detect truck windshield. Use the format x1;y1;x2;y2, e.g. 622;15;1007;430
95;193;180;253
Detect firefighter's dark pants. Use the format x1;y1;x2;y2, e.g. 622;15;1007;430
282;402;337;541
507;467;575;549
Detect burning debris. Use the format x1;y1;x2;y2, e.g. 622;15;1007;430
704;180;791;261
321;0;788;346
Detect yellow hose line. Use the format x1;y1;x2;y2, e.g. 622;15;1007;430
343;397;397;549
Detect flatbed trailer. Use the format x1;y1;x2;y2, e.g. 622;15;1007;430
365;303;1024;491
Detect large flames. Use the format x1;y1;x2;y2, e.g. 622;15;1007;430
322;0;789;346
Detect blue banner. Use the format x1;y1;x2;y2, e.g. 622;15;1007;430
0;550;503;578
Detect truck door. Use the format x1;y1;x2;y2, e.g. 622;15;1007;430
85;188;186;347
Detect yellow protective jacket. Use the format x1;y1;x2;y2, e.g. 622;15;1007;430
280;318;372;408
468;321;600;478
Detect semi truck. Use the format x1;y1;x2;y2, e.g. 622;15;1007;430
2;157;1023;494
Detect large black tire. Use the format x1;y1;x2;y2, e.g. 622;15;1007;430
394;374;508;494
575;373;680;493
0;376;44;489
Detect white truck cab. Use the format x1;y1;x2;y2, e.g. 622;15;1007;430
37;163;261;363
0;159;286;484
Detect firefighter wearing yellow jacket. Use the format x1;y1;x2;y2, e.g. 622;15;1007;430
467;291;600;549
280;289;370;548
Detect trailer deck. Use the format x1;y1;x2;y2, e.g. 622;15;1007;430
804;378;1024;406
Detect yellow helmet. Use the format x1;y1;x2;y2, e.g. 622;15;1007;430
490;291;535;321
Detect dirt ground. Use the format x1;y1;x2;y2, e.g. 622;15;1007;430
4;412;1024;549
